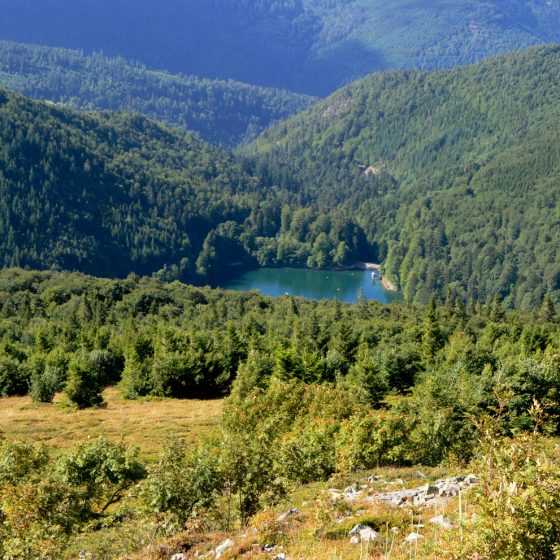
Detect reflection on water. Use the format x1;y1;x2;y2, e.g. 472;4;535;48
219;267;403;304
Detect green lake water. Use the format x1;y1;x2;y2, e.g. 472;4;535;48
219;268;403;304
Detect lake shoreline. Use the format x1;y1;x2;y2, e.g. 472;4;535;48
220;266;403;304
221;262;401;294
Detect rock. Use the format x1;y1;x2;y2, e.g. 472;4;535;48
349;523;371;535
334;483;362;501
367;475;380;483
465;474;480;485
404;532;423;543
416;471;427;479
429;515;455;529
359;527;378;542
273;555;286;560
277;508;299;521
425;484;439;496
215;538;234;558
344;482;360;494
350;536;360;544
171;555;185;560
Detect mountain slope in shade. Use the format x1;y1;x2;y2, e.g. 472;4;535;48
0;0;558;95
0;86;257;277
0;40;315;147
0;87;370;282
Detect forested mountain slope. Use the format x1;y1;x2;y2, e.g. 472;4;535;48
0;0;559;95
0;41;314;147
248;46;560;308
0;87;369;281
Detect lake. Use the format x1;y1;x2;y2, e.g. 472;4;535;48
219;267;403;304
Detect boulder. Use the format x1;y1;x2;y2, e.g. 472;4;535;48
404;532;423;543
359;527;378;542
349;523;371;535
429;515;455;529
277;508;299;521
215;538;234;558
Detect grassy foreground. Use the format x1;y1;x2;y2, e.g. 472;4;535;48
0;389;222;460
133;466;474;560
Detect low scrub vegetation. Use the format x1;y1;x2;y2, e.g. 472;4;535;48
0;269;559;557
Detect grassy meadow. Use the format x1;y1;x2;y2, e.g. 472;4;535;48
0;389;222;461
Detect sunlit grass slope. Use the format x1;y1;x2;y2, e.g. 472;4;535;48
0;388;222;461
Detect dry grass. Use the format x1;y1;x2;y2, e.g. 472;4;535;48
0;388;222;460
140;467;475;560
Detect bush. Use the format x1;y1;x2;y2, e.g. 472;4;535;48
54;436;147;518
280;417;337;483
64;357;105;409
0;439;49;484
29;368;59;403
335;411;412;472
471;420;560;559
143;439;221;525
86;349;124;386
0;355;28;396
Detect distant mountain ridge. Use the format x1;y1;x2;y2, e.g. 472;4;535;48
0;0;558;95
0;40;315;147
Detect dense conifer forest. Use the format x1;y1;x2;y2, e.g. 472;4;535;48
248;46;560;308
0;40;314;147
0;85;369;281
0;0;558;95
0;4;560;553
1;46;560;308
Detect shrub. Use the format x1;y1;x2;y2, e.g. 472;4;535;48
64;357;105;409
143;439;221;525
280;417;337;483
0;439;49;484
0;355;28;396
471;421;560;559
54;436;147;518
29;368;59;403
335;411;413;472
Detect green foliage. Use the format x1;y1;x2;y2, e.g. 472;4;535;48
0;40;314;147
249;45;560;308
1;1;559;95
0;436;146;559
0;354;28;396
0;268;558;554
0;86;369;283
64;356;105;409
335;412;412;472
472;429;560;560
0;440;49;485
29;368;58;403
143;439;221;525
54;436;147;517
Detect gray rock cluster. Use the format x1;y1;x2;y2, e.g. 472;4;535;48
374;474;479;507
331;473;479;508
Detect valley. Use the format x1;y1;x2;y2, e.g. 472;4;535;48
0;4;558;558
